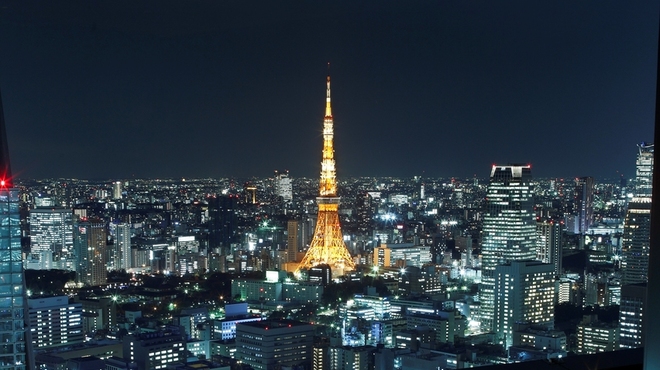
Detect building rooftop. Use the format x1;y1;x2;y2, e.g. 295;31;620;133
238;319;312;330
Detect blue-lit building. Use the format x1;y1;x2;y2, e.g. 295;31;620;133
0;89;30;369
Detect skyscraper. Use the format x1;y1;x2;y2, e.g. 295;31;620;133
493;260;555;348
574;176;594;234
112;181;123;200
480;165;537;333
274;170;293;203
297;75;355;277
27;208;74;271
619;283;645;349
114;222;131;271
536;217;562;277
622;142;654;285
634;142;654;197
74;219;107;286
0;88;30;369
622;198;652;285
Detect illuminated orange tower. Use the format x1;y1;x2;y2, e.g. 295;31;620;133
297;75;355;277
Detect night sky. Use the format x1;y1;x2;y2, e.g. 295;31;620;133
0;1;657;180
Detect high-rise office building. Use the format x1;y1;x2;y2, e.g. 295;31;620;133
0;88;30;369
286;220;300;263
27;296;83;350
207;195;238;253
634;142;654;197
123;327;186;370
28;208;74;271
536;217;562;277
493;260;555;348
235;320;314;370
622;198;652;285
112;181;123;200
0;88;29;370
619;283;646;349
274;170;293;203
480;165;537;333
576;315;619;354
574;177;594;234
113;223;131;271
328;346;374;370
622;142;654;285
74;219;107;286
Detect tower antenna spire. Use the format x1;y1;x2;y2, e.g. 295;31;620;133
296;71;355;278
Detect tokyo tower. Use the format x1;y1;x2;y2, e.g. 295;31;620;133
297;74;355;277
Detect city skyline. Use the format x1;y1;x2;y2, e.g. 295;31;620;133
0;1;657;180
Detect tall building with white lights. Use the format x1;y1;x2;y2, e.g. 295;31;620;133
493;260;555;348
480;165;537;333
622;142;654;285
28;208;74;271
634;142;654;196
27;296;83;350
274;170;293;203
536;218;562;277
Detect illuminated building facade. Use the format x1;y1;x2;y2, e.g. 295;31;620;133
115;223;131;271
493;260;555;348
622;143;654;285
622;198;652;285
576;315;619;354
235;320;314;370
536;218;562;277
28;208;74;271
74;219;107;286
574;176;594;234
373;244;432;268
328;346;374;370
619;283;645;349
297;76;354;277
635;142;654;196
27;296;83;350
274;170;293;202
123;327;186;370
0;89;30;370
480;165;537;333
112;181;123;200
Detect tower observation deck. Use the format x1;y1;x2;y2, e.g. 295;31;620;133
296;75;355;278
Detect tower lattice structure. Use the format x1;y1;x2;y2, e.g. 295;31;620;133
297;75;355;277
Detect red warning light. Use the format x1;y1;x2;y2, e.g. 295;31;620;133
0;180;5;187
